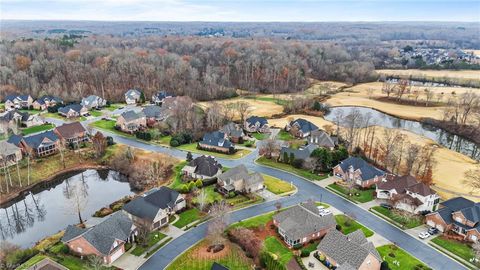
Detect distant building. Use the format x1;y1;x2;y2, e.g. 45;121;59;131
142;105;169;122
4;94;33;110
116;110;147;133
308;130;337;150
125;89;143;104
33;95;63;110
0;110;44;127
81;95;106;110
58;104;88;119
198;131;234;154
244;116;269;133
217;164;264;194
152;91;175;105
220;122;245;143
286;118;319;138
333;157;386;188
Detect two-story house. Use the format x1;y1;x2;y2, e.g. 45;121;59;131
220;122;245;143
308;130;337;150
54;122;89;148
81;95;106;110
8;130;60;158
58;104;88;119
425;197;480;242
182;155;223;180
285;118;319;138
333;157;386;188
152;91;175;105
244;116;269;133
123;187;185;230
0;141;22;167
198;131;234;154
376;175;440;213
124;89;143;104
116;110;147;133
33;95;63;110
217;164;264;194
4;94;33;110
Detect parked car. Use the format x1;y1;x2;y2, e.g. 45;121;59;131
380;203;392;210
418;232;430;239
428;227;439;235
318;209;332;216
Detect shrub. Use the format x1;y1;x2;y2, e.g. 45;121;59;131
292;159;303;168
170;139;179;147
106;136;114;146
195;179;203;188
300;249;310;257
293;243;303;250
5;248;38;268
188;181;196;191
179;184;189;193
336;224;342;231
228;191;236;198
380;261;390;270
170;133;192;146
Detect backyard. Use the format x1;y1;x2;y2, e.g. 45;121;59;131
21;123;55;135
177;142;252;159
371;206;423;229
264;236;293;265
257;156;328;181
335;214;374;237
327;183;374;203
377;244;431;270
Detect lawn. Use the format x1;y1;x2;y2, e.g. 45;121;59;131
263;174;295;195
21;123;55;135
166;240;253;270
229;211;275;230
17;254;47;270
335;214;374;237
277;130;295;141
257;156;328;181
173;208;203;228
431;236;478;265
19;108;42;114
264;236;293;265
315;202;330;208
371;206;423;229
377;245;431;270
177;142;252;159
251;132;269;140
327;183;374;203
90;110;103;117
244;96;290;106
104;103;123;111
90;119;131;137
169;161;188;190
156;135;172;145
131;231;167;256
43;112;86;121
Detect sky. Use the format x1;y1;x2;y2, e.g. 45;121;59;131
1;0;479;22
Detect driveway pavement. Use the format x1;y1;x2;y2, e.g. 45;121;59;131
256;189;280;201
160;224;185;238
112;248;147;270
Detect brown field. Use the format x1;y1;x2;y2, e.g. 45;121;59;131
268;114;480;202
376;69;480;82
197;97;284;119
464;49;480;57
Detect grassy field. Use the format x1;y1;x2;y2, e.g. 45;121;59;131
264;236;293;265
173;208;203;228
197;97;284;120
263;174;295;195
327;183;374;203
377;244;431;270
169;161;188;190
104;103;124;112
376;69;480;82
251;132;269;140
335;214;374;237
90;110;103;117
177;143;252;159
244;96;290;106
371;206;423;229
19;109;42;114
131;231;167;256
17;254;48;270
431;236;477;264
21;123;55;135
228;211;275;230
165;240;253;270
276;130;295;141
256;157;328;181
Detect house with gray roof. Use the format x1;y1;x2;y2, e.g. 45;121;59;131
308;130;337;150
333;157;386;188
9;130;60;158
217;164;264;194
0;110;43;127
58;104;88;119
62;211;135;264
116;110;146;133
285;118;319;138
220;122;245;143
280;143;318;163
244;116;269;133
123;186;185;230
273;201;336;247
182;155;223;180
0;141;22;167
81;95;106;110
142;105;169;122
152;91;175;105
199;131;234;154
317;229;382;270
125;89;143;104
4;94;33;110
33;95;63;110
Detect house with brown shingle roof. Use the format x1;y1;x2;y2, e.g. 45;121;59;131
54;122;89;147
376;175;440;214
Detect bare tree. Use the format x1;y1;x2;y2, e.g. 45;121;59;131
233;101;251;124
382;81;395;98
197;188;208;211
259;139;281;159
206;201;231;247
66;182;88;224
463;166;480;194
92;131;107;158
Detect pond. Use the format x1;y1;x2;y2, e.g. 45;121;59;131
0;169;135;248
325;106;479;160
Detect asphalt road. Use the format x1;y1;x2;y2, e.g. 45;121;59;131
47;116;465;270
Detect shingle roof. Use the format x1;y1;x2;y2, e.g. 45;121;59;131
58;104;84;114
440;197;474;211
280;144;318;161
152;91;175;101
309;130;336;148
55;122;87;139
39;95;63;104
200;131;233;149
123;187;181;221
7;134;24;146
23;130;59;149
0;141;21;156
0;110;29;122
317;229;381;269
290;118;319;133
221;122;244;138
120;110;145;122
246;116;268;126
4;94;31;102
377;175;435;197
273;201;336;240
125;89;142;99
62;225;86;242
459;203;480;224
188;155;222;177
245;172;264;187
142;105;167;119
337;157;385;181
218;164;249;184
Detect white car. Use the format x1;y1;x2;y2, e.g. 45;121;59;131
317;206;325;210
418;232;430;239
318;209;332;216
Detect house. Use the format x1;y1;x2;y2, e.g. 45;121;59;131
0;141;22;166
0;110;43;128
376;175;440;214
33;95;63;110
317;229;382;270
198;131;234;154
285;118;319;138
220;122;245;143
273;201;336;247
217;164;264;194
425;197;480;242
8;130;60;157
333;157;386;188
142;105;169;123
308;130;337;150
54;122;89;147
280;144;318;162
244;116;269;133
4;94;33;110
152;91;175;105
182;155;222;180
62;211;135;264
211;262;229;270
58;104;88;119
123;187;185;230
124;89;143;104
116;110;146;133
81;95;106;110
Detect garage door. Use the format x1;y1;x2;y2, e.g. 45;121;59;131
110;247;124;263
436;225;444;232
426;220;435;227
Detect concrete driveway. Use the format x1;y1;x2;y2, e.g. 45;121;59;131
112;249;147;270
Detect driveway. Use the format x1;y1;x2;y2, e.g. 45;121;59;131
256;189;280;201
112;249;147;270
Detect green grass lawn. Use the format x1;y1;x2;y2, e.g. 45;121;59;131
17;254;47;270
90;119;132;137
19;109;42;114
371;206;423;229
229;211;275;230
21;123;55;135
173;208;203;228
327;183;374;203
264;236;293;265
43;112;85;121
169;161;188;190
177;143;252;159
431;236;477;265
251;132;269;140
263;174;295;195
277;130;295;141
131;231;167;256
257;156;328;181
377;245;432;270
156;135;172;145
104;103;123;111
90;110;103;117
335;214;374;237
192;185;223;204
315;202;330;208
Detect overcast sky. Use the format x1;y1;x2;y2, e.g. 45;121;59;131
1;0;479;22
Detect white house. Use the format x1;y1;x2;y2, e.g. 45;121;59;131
124;89;142;104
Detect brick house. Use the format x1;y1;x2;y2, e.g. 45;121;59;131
54;122;89;147
0;110;44;128
58;104;88;119
244;116;269;133
8;130;60;158
317;229;382;270
198;131;234;154
273;201;336;247
116;110;147;133
333;157;386;188
32;95;63;110
124;89;142;104
285;118;319;138
220;122;245;143
4;94;33;110
425;197;480;242
62;211;135;264
217;164;264;194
